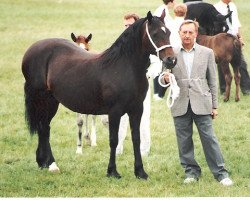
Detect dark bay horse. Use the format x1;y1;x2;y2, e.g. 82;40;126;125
71;32;98;153
22;11;177;179
197;33;242;102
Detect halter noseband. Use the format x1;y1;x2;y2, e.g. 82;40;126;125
146;22;172;58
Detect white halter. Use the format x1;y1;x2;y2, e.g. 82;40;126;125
145;22;172;58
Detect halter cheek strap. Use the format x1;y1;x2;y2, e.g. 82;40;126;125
146;22;172;58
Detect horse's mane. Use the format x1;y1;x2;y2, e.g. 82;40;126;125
101;17;147;66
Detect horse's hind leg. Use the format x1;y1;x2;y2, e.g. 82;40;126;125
90;115;97;146
232;65;241;102
35;90;60;172
76;113;83;154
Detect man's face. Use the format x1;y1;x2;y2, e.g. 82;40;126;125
179;23;197;47
222;0;231;4
124;18;136;29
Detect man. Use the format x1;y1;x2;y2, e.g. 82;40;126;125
123;13;139;28
116;13;151;156
214;0;250;95
161;20;233;186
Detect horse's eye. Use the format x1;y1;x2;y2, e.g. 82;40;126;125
161;27;166;33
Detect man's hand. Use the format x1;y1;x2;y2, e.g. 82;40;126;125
163;71;171;83
211;109;218;119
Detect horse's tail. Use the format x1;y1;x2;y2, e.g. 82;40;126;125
24;82;42;135
24;81;59;135
231;36;242;67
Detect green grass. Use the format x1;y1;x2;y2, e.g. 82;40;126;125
0;0;250;197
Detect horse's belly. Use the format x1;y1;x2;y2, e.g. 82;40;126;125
52;89;108;115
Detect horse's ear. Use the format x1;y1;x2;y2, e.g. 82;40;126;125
147;11;153;23
160;9;166;22
86;33;92;43
71;33;77;42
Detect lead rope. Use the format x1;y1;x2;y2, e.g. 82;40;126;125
158;70;180;108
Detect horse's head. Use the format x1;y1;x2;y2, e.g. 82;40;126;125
71;32;92;50
213;11;232;34
145;11;177;69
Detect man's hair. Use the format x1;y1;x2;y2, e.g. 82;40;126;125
163;0;174;5
179;19;199;32
174;3;187;17
124;13;140;21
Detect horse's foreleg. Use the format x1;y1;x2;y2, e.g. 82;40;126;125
76;113;83;154
233;66;241;102
128;108;148;180
90;115;97;146
84;114;91;145
107;112;121;179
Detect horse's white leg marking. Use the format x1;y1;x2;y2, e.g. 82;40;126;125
76;113;83;154
116;114;129;155
140;87;151;157
48;162;60;172
84;114;91;145
90;115;97;146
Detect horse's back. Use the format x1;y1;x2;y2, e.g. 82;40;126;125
22;38;88;89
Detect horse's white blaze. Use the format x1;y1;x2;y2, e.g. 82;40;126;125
79;43;86;49
161;27;166;33
49;162;60;172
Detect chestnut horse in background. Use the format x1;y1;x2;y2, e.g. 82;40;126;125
71;32;98;153
22;11;177;179
197;33;242;102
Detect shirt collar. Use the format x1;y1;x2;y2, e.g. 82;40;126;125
181;43;196;52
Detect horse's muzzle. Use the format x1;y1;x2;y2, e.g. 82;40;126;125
162;56;177;70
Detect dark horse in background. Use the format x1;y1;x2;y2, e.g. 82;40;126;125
22;11;176;179
185;1;232;35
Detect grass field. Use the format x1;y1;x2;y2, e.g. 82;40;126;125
0;0;249;197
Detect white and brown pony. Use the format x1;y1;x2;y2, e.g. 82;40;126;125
71;32;97;153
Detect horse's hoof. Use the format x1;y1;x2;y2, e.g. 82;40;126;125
135;169;148;180
235;98;240;102
91;143;97;147
76;147;83;154
49;162;60;173
107;170;121;179
223;98;229;102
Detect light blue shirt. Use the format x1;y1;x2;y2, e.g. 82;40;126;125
181;45;195;78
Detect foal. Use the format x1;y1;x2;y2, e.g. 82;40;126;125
71;33;97;153
197;33;242;102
